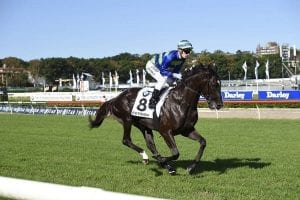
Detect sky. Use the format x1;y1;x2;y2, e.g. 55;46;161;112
0;0;299;61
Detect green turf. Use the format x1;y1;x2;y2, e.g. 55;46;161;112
0;114;299;200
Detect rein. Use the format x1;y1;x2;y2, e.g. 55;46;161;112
180;76;210;100
181;81;201;96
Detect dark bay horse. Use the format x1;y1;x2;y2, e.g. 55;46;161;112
89;64;223;174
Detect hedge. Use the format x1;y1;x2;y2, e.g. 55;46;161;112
45;100;300;108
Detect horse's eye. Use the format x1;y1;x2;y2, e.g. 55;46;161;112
211;79;219;86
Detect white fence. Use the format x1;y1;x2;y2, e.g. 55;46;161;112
0;176;163;200
197;108;300;119
9;91;121;102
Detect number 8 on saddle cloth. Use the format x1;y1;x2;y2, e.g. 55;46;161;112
131;87;171;119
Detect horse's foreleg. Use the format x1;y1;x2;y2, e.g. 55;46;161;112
141;129;176;172
161;131;180;162
122;122;148;162
157;131;180;175
184;129;206;174
143;130;160;158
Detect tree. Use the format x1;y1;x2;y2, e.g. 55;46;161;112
0;57;30;87
28;59;43;87
0;48;291;88
40;58;73;84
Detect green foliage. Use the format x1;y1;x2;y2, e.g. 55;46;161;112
1;57;27;69
0;57;32;87
0;50;295;87
0;115;299;200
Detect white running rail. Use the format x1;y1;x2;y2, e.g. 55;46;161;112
0;176;163;200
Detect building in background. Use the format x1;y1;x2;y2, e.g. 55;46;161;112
256;42;280;55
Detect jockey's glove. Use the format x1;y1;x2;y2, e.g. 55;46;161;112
172;73;182;80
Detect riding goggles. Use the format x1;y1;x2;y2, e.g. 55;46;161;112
182;48;192;54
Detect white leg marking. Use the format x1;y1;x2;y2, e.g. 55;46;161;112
139;151;149;160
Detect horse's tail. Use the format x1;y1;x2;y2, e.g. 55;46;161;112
89;101;111;129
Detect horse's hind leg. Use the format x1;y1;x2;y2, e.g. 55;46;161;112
183;128;206;174
122;121;148;163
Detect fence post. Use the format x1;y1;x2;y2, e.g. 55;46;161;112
256;104;261;120
81;105;86;116
9;104;12;115
215;109;219;119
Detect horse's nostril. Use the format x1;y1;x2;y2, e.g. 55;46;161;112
216;104;223;110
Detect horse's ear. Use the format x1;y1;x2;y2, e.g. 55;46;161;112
211;63;218;73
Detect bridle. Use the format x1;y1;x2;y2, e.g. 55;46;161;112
180;75;211;101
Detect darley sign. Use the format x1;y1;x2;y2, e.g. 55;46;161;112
259;91;300;100
199;91;253;100
222;91;253;100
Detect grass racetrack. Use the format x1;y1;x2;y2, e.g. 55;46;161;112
0;114;299;200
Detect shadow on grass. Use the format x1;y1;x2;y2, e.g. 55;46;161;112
127;158;271;176
175;158;271;175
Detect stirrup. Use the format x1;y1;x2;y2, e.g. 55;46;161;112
148;99;157;109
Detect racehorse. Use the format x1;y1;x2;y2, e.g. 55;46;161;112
89;64;223;174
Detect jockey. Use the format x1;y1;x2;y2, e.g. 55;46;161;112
145;40;193;109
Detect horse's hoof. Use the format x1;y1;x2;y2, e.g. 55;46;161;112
168;169;176;175
142;159;149;165
187;167;193;174
165;164;176;175
187;163;197;174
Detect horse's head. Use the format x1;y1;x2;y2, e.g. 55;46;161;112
182;64;223;110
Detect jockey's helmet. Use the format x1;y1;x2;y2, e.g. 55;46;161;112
177;40;193;50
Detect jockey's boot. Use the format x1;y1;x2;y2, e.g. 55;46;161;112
149;89;160;109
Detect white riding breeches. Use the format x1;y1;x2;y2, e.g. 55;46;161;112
145;61;168;90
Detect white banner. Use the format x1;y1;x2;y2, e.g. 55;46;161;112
31;93;72;102
75;92;121;101
75;94;106;101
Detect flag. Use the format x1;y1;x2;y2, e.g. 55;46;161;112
72;74;76;89
76;74;80;89
142;69;146;85
129;70;133;84
136;69;140;84
109;72;112;90
114;71;119;86
242;61;247;80
265;60;270;80
255;60;260;80
101;72;105;88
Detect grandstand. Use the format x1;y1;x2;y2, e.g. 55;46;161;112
221;76;300;92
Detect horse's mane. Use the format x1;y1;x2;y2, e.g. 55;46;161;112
182;63;217;80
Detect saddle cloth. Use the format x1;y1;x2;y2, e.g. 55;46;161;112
131;87;171;118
